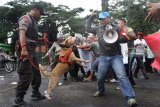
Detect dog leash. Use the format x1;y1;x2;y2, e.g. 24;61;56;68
19;54;40;71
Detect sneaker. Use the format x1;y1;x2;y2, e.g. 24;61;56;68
58;82;63;86
93;91;104;97
116;86;120;90
31;92;46;100
127;98;138;107
110;79;117;83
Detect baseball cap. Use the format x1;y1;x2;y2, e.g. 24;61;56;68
99;12;110;20
32;4;45;15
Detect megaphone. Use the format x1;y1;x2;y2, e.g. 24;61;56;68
103;29;118;44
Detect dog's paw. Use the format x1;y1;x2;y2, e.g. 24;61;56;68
44;90;52;100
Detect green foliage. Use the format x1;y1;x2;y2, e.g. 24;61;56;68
108;0;160;35
1;0;159;48
0;0;85;51
101;0;109;11
68;17;85;34
0;0;31;44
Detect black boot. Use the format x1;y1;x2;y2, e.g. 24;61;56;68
31;91;46;100
13;97;33;107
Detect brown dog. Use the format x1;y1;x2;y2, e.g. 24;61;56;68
39;36;90;100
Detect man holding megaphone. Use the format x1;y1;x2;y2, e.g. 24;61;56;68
85;12;138;107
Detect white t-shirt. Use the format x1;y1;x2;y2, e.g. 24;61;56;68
134;39;146;56
120;43;128;64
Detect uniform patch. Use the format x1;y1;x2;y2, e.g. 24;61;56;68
20;16;30;25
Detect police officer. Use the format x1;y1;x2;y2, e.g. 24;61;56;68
13;5;46;107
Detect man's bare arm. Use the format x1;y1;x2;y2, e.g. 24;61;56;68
77;45;91;50
19;29;27;50
19;29;28;58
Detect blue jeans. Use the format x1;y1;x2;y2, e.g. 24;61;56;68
97;55;135;100
90;57;100;73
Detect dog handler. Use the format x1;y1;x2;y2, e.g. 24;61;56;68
13;5;46;107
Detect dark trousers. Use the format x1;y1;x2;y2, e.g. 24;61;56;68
15;45;41;98
70;63;79;78
145;57;154;73
64;63;86;80
124;64;136;86
64;63;79;79
130;55;148;78
64;63;83;78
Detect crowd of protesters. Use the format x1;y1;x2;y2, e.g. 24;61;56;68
12;1;160;107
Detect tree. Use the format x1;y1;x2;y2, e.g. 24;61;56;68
0;0;85;52
107;0;160;35
0;0;32;44
101;0;109;11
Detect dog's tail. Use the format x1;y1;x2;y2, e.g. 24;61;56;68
39;64;51;77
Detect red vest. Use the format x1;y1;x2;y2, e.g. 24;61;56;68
59;49;72;66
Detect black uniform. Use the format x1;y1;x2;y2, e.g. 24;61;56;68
13;14;45;107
